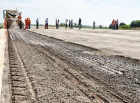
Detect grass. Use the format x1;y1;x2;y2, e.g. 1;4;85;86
0;23;3;29
0;26;3;29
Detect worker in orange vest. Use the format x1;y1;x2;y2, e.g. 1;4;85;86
18;14;22;29
26;18;29;29
4;19;7;29
18;14;22;20
112;19;115;30
25;18;30;30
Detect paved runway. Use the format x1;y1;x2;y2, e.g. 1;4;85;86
28;27;140;60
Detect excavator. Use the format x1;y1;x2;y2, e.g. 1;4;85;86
3;9;23;29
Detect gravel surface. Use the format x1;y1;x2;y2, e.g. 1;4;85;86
8;29;140;103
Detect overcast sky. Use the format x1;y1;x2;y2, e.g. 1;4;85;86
0;0;140;26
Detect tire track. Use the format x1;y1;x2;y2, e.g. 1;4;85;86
8;30;37;103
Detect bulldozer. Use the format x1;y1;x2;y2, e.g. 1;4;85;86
3;9;23;29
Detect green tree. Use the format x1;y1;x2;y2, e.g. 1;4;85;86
99;25;102;29
120;22;126;26
60;23;65;27
130;20;140;28
109;24;112;29
121;25;130;29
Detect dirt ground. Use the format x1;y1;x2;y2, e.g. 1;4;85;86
7;29;140;103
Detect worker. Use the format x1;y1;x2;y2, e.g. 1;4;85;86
58;19;59;29
18;14;22;20
78;18;81;30
17;14;22;29
27;18;30;29
4;19;7;29
45;18;48;29
69;20;70;28
71;19;73;29
56;19;57;29
29;18;31;29
93;21;95;29
65;19;68;29
36;18;39;29
116;19;119;30
112;19;115;30
19;20;22;29
24;18;28;30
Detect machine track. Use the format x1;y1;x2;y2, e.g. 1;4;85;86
9;32;37;102
7;29;140;103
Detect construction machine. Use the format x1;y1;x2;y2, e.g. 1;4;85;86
3;9;22;29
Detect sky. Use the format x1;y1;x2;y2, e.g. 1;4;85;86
0;0;140;26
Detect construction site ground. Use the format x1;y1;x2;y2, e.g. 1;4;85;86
0;27;140;103
28;27;140;60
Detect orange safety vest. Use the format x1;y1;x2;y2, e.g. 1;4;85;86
112;20;115;25
25;19;28;29
27;19;29;25
18;15;22;20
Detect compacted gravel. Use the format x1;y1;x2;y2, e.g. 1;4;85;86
8;29;140;103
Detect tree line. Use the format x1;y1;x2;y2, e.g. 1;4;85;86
113;20;140;29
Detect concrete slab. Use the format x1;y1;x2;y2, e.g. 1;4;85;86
0;29;10;103
28;27;140;60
